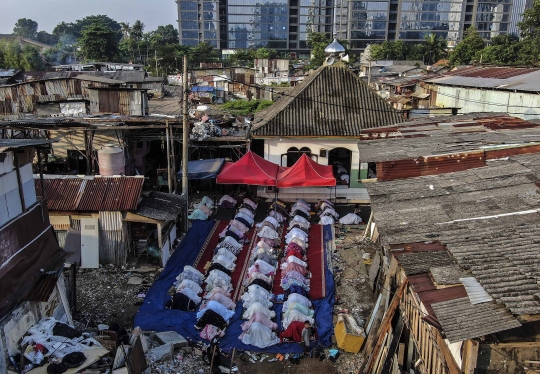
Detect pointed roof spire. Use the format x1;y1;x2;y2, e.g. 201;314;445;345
324;36;346;54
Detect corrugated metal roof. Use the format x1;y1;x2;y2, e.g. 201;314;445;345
25;250;70;302
430;265;469;285
408;273;469;317
432;297;521;343
460;277;493;304
396;251;456;275
445;66;538;79
358;114;540;163
36;176;144;211
367;153;540;315
252;65;406;138
426;67;540;92
134;191;186;221
0;138;55;152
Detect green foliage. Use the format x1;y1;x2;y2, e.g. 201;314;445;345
221;99;274;115
190;42;220;67
370;35;445;63
53;15;121;41
0;41;45;70
307;32;332;69
228;49;255;67
36;31;58;45
519;0;540;38
153;25;179;45
254;48;279;59
79;22;119;62
13;18;38;39
449;27;486;65
475;34;520;65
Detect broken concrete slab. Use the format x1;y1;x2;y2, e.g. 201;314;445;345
127;276;144;285
149;343;174;362
155;331;188;348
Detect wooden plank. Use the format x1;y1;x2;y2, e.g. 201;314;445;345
461;339;479;374
436;329;462;374
380;315;405;374
362;281;407;374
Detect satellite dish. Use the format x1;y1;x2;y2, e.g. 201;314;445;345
341;54;350;63
326;56;335;65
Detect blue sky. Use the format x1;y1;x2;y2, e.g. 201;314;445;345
0;0;178;34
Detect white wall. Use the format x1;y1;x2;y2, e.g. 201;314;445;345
263;138;360;170
435;85;540;120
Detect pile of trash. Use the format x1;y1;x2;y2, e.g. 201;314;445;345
9;317;108;374
190;121;223;141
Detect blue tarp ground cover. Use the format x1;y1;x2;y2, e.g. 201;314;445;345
134;221;335;353
176;158;225;180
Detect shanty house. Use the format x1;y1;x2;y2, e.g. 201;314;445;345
251;46;406;203
356;114;540;373
422;66;540;121
36;176;184;267
0;139;72;372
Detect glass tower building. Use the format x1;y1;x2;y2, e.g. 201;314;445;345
176;0;531;54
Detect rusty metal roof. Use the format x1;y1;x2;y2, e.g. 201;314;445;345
36;176;144;211
358;113;540;164
252;65;406;138
444;66;538;79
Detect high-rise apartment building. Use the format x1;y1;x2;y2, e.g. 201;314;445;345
176;0;531;55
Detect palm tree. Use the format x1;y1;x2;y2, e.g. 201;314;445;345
423;33;447;64
119;22;131;39
131;20;145;63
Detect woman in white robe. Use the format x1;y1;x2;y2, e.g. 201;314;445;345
239;322;280;348
242;301;275;319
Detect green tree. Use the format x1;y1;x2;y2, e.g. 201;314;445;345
13;18;38;39
190;42;219;67
519;0;540;37
307;32;332;69
0;41;44;70
449;27;486;65
228;49;255;66
423;33;447;64
476;34;520;65
79;22;119;61
253;47;279;59
153;25;179;45
371;41;406;60
53;15;121;41
36;31;58;45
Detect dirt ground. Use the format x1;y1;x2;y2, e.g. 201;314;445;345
74;222;379;374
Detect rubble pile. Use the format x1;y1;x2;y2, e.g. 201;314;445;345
76;266;158;328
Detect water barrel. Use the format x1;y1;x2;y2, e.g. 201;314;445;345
98;145;125;176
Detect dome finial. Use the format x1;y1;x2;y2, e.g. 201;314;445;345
324;35;345;54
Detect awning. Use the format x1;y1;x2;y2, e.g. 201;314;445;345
192;86;214;92
277;154;336;188
216;151;282;186
177;158;225;180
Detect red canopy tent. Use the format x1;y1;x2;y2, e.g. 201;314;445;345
277;154;336;188
216;150;282;186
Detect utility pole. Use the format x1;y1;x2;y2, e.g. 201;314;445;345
166;120;172;193
155;50;158;75
182;54;189;232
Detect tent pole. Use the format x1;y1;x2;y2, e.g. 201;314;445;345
182;54;189;233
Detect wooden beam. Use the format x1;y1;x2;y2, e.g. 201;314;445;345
362;281;407;374
435;329;462;374
517;314;540;323
462;339;479;374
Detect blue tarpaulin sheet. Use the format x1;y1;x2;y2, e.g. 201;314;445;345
192;86;214;92
134;221;335;353
177;158;225;180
